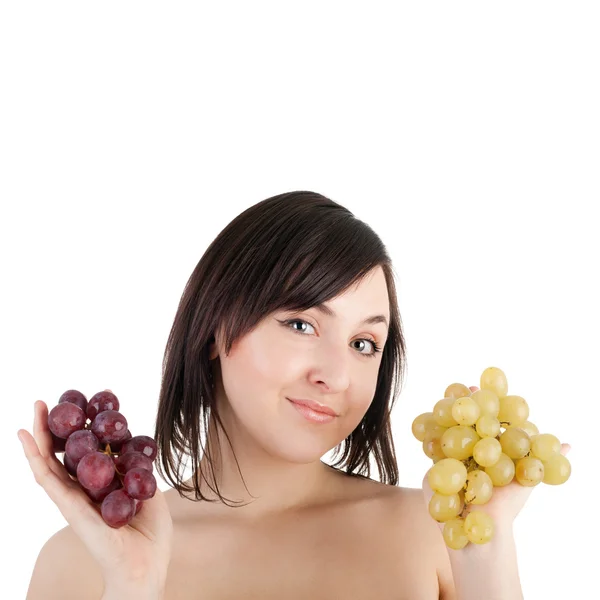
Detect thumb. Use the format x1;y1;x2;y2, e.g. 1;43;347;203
130;486;173;542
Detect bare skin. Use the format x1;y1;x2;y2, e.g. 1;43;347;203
24;266;456;598
29;474;452;600
159;474;454;600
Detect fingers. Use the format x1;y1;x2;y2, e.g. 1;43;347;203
31;401;74;484
560;443;571;456
18;428;104;530
469;386;479;393
33;400;54;459
130;487;173;542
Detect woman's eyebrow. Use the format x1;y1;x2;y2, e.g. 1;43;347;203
312;303;389;327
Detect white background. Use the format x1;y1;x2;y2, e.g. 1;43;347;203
2;2;598;598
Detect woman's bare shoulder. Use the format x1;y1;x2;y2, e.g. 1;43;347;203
355;479;430;525
331;478;453;597
373;482;455;598
371;482;447;550
27;525;104;600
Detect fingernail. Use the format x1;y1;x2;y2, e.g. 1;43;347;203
17;431;23;444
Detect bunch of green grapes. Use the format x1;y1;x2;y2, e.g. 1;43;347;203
411;366;571;550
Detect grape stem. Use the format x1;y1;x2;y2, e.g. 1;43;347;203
101;443;126;483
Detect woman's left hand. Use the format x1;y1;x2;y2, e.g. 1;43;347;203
421;386;571;529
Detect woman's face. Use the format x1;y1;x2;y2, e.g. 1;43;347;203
209;266;391;463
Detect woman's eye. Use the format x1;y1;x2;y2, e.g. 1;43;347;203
287;319;314;334
281;319;381;358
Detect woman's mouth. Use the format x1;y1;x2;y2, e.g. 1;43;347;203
287;398;337;424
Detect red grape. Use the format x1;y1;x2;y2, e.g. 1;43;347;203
76;452;115;490
44;388;159;527
114;451;153;475
91;410;128;445
124;468;157;501
63;452;78;478
84;475;122;503
87;390;120;420
51;432;67;453
109;428;132;453
121;435;158;461
101;489;135;528
65;430;100;463
58;389;88;414
48;403;86;439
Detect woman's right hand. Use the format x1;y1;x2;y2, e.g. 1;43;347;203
18;397;174;596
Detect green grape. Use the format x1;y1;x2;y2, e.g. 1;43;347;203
515;456;544;486
464;470;494;504
497;395;529;427
470;389;500;418
433;398;459;428
475;415;501;438
428;458;468;495
480;367;508;398
423;426;447;461
428;491;463;522
542;454;571;485
484;452;515;486
473;437;502;467
451;397;481;426
412;412;436;442
499;427;530;459
444;383;472;400
441;426;481;460
443;518;469;550
519;420;539;438
530;433;561;461
464;510;495;544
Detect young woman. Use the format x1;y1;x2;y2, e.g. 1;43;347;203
19;191;569;599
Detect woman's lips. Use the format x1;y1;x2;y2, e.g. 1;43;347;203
287;397;337;416
287;398;337;424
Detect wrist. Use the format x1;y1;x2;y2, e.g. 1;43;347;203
445;521;523;600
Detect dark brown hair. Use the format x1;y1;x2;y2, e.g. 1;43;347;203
154;191;407;505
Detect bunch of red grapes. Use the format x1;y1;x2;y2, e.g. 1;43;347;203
48;389;158;528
